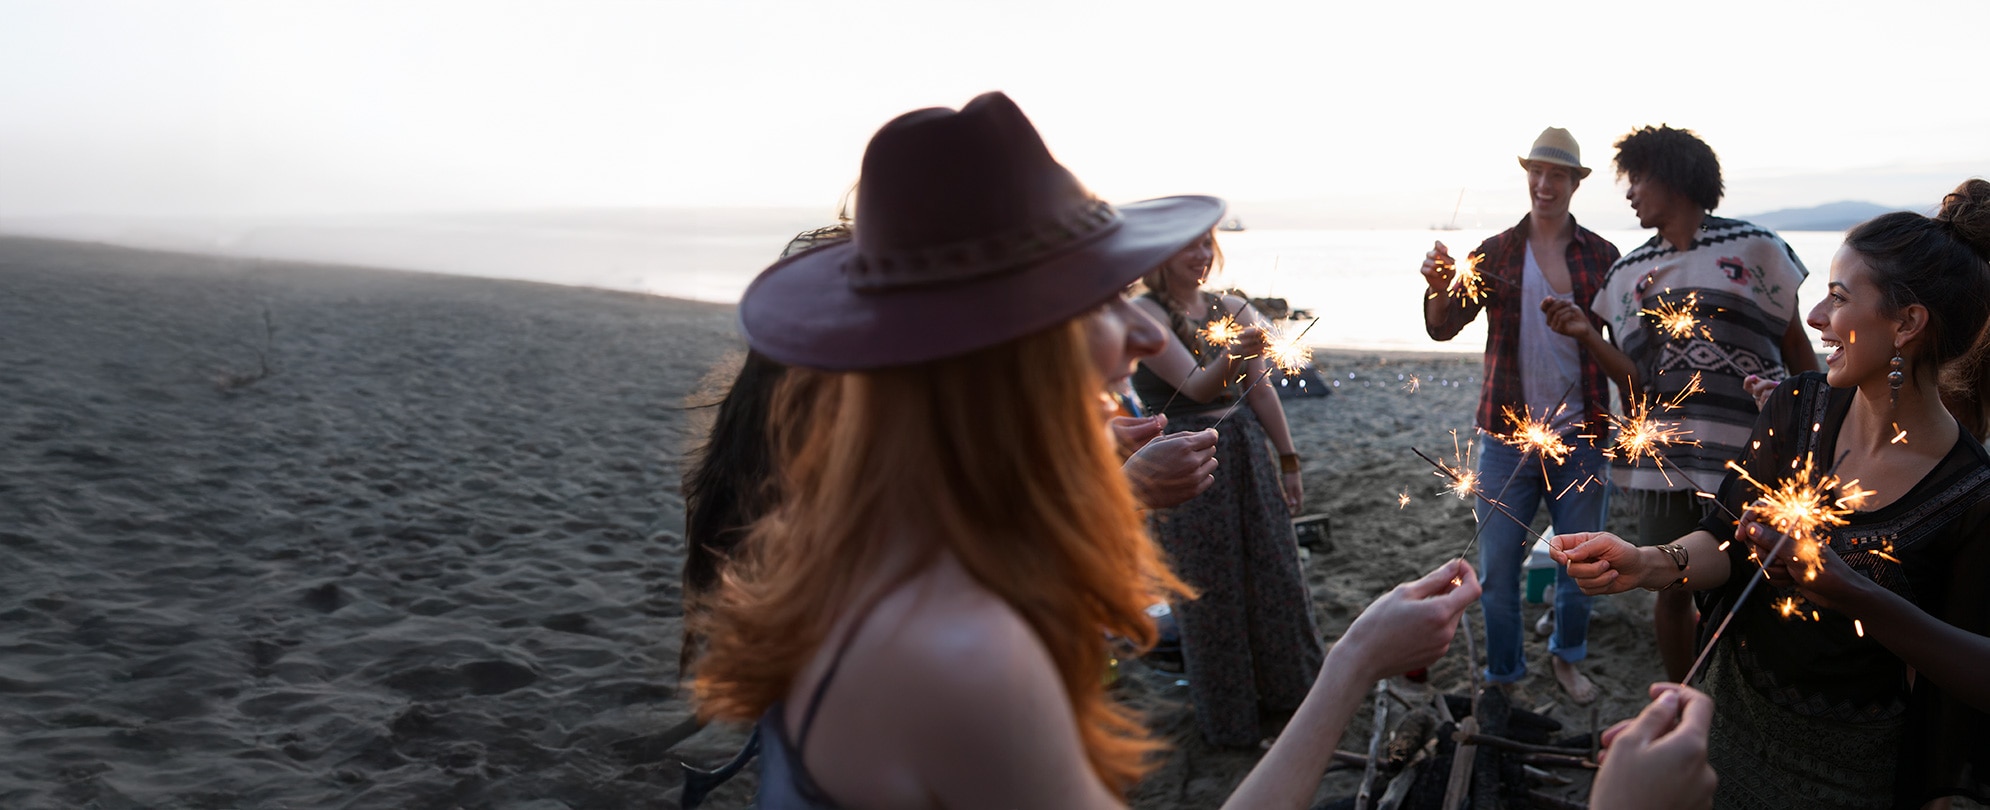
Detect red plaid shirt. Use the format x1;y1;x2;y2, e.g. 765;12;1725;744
1425;214;1621;434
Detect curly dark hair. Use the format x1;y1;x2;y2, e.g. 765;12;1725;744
1613;125;1724;212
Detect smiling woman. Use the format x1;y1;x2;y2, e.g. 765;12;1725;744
1556;178;1990;809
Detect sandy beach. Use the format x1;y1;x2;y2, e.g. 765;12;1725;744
0;236;1671;809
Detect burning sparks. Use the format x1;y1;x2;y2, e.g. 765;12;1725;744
1600;372;1704;486
1432;252;1491;307
1397;490;1413;509
1403;374;1422;394
1199;314;1245;347
1855;619;1865;637
1498;406;1574;466
1642;290;1712;340
1726;454;1875;583
1262;320;1317;377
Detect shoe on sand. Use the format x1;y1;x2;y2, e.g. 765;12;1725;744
1534;610;1553;638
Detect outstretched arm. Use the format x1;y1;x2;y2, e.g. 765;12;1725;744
1222;560;1481;809
1422;241;1483;341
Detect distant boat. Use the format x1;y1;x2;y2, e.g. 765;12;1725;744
1217;218;1246;232
1430;187;1466;231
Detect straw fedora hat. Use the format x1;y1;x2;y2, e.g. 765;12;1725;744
740;92;1225;370
1517;127;1592;179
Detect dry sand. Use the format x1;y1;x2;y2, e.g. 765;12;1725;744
0;236;1673;809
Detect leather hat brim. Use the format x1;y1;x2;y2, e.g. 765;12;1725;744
741;194;1225;371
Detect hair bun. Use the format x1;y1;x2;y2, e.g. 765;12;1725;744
1938;178;1990;261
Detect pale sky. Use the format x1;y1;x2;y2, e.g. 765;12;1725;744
2;0;1984;228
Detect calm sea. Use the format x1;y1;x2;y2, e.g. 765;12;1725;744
6;213;1845;354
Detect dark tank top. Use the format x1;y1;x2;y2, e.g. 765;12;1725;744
1128;291;1242;417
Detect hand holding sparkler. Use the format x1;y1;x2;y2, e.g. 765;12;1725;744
1733;515;1867;612
1419;241;1458;293
1590;684;1718;810
1331;559;1482;682
1541;297;1601;342
1549;532;1667;596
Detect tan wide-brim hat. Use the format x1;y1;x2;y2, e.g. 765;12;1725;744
741;92;1225;371
1517;127;1592;179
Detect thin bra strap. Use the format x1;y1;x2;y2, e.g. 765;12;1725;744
793;595;887;753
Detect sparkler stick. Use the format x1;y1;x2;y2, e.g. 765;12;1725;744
1454;380;1581;563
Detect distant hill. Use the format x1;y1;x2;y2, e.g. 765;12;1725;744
1740;200;1905;231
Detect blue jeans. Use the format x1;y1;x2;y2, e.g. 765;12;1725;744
1474;434;1609;683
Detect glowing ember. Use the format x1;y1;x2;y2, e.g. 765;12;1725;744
1773;596;1802;618
1726;454;1875;583
1855;619;1865;637
1397;490;1413;509
1642;290;1711;340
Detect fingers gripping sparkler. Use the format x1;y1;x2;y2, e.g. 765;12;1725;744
1206;318;1321;430
1681;450;1873;683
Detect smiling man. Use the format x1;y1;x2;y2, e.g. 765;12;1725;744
1420;127;1621;704
1555;124;1821;684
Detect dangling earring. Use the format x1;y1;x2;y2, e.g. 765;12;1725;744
1889;352;1905;410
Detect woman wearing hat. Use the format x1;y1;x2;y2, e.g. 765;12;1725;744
688;92;1494;808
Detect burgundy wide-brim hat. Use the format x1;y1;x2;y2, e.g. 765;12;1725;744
741;92;1225;371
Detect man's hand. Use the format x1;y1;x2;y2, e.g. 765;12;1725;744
1124;428;1220;509
1419;241;1456;294
1593;683;1717;810
1541;297;1599;341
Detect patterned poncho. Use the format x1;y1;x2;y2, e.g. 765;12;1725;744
1594;216;1809;493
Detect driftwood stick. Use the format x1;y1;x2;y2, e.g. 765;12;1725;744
1355;680;1390;810
1327;749;1371;770
1377;750;1428;810
1518;752;1598;771
1441;716;1478;810
1454;731;1591;757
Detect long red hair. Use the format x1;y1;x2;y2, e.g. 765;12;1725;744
691;317;1189;791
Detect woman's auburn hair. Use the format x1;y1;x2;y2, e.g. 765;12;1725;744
690;316;1191;791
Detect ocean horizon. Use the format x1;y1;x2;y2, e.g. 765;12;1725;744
1;212;1846;354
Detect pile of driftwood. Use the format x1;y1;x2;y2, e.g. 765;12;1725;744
1315;681;1600;810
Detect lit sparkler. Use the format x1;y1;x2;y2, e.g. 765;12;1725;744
1444;252;1491;307
1262;319;1317;377
1409;445;1550;547
1207;317;1323;430
1724;454;1873;583
1682;450;1873;683
1642;290;1712;340
1200;313;1245;347
1498;405;1575;467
